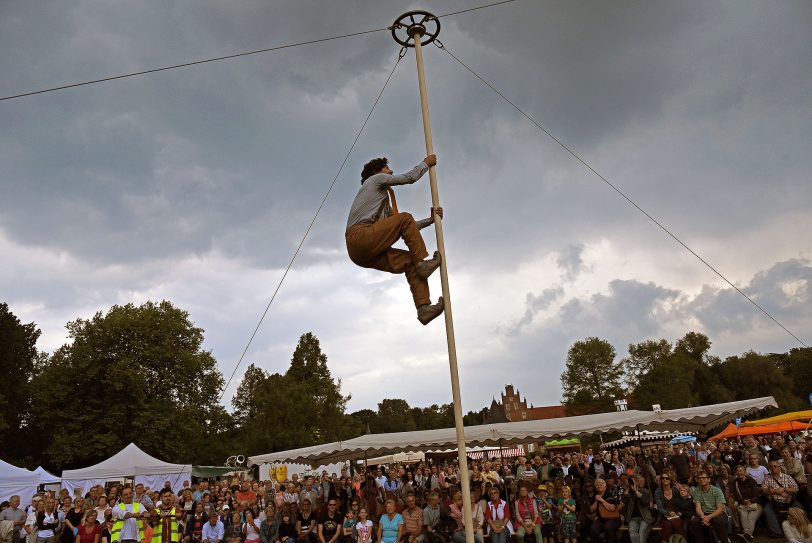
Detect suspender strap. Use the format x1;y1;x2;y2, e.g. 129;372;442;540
387;188;399;215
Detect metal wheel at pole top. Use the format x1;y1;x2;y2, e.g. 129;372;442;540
390;10;476;543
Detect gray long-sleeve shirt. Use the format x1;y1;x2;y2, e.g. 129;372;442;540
345;162;429;230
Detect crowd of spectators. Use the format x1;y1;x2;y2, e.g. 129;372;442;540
2;433;812;543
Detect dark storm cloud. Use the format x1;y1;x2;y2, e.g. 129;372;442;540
1;1;810;411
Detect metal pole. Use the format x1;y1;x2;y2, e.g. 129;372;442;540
412;33;475;543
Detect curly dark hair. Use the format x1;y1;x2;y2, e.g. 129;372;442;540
361;157;388;183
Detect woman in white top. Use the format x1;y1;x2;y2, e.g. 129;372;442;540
93;497;111;527
243;509;262;543
783;507;812;543
36;497;61;543
25;499;44;543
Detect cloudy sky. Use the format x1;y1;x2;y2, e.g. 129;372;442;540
2;0;810;415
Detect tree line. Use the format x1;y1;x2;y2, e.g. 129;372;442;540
560;332;811;415
1;301;809;472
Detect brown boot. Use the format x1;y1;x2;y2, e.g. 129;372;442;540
417;297;444;325
416;251;441;279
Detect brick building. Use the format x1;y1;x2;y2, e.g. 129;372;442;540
498;385;567;421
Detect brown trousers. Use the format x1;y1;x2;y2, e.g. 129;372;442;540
346;212;430;308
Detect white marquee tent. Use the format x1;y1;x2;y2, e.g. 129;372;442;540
248;397;776;466
61;443;191;496
0;459;40;507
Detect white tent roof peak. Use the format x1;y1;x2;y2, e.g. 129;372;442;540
0;458;40;485
61;443;190;480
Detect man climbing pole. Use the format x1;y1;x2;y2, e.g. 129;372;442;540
345;154;445;325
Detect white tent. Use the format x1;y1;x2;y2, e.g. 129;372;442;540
61;443;192;496
0;459;40;507
31;466;61;492
248;397;776;466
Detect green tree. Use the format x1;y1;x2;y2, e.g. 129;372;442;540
375;399;417;433
777;347;812;404
232;332;353;455
0;303;41;462
632;354;699;409
561;337;625;415
30;301;227;468
715;351;803;409
232;363;270;426
463;408;487;426
622;339;672;390
410;404;454;430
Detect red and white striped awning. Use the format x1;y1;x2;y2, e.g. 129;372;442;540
467;447;524;460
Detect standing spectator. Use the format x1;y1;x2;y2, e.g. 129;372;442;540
782;507;812;543
669;447;692;485
557;486;577;543
36;497;61;543
728;465;761;541
110;488;146;543
94;497;111;526
762;460;801;538
354;509;373;543
76;511;101;543
25;497;44;543
689;471;728;543
0;495;26;543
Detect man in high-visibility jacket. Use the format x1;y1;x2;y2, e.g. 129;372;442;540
149;488;184;543
111;487;147;543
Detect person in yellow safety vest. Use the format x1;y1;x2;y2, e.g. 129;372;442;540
148;488;184;543
111;488;147;543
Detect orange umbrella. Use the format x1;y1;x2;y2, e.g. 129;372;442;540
709;421;804;441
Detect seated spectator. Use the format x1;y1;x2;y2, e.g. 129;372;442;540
728;464;762;541
377;499;403;543
589;478;622;543
746;454;769;485
623;475;654;543
447;492;483;543
203;514;225;543
689;472;728;543
483;488;510;543
782;507;812;543
278;511;296;543
421;493;442;543
763;460;801;538
513;484;540;543
401;493;423;543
